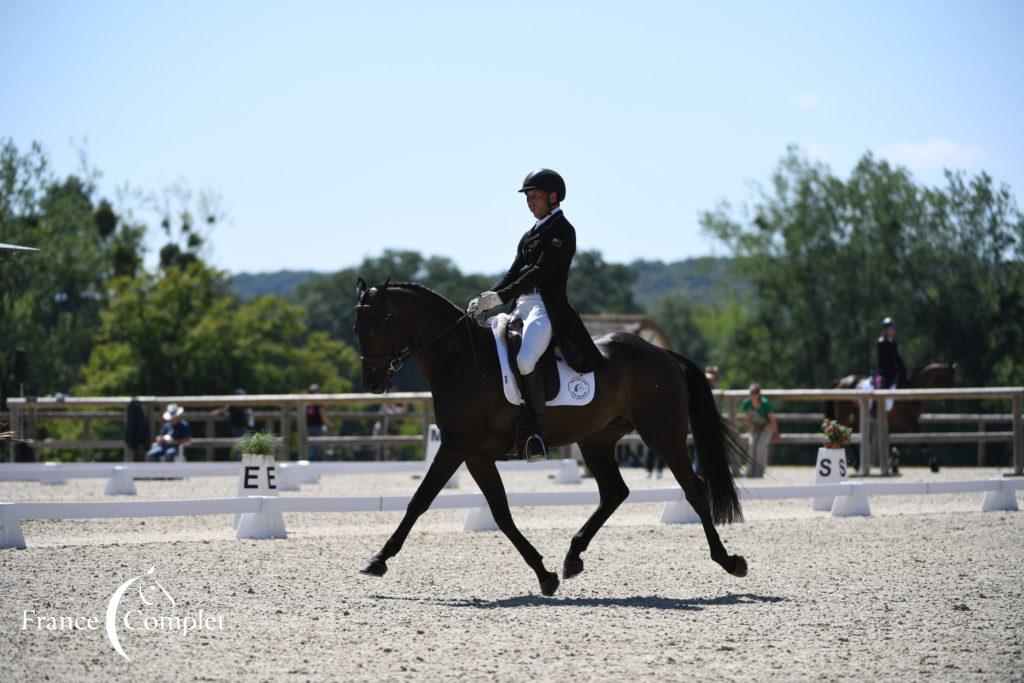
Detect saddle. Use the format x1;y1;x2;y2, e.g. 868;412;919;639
503;317;560;403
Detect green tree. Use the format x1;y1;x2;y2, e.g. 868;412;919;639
652;293;710;368
295;249;492;347
78;261;359;395
567;250;642;314
702;147;1024;388
0;140;144;407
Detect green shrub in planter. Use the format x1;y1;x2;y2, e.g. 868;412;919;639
230;431;281;460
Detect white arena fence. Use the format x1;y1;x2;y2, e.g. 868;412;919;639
1;477;1020;550
0;458;583;496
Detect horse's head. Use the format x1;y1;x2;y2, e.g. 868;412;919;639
912;362;957;389
354;278;411;394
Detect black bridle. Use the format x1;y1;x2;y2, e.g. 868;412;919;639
357;304;485;381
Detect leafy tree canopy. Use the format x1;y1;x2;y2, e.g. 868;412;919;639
1;139;144;406
77;261;358;396
701;146;1024;388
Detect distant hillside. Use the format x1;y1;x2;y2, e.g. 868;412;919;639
229;270;321;300
229;256;743;310
630;256;744;309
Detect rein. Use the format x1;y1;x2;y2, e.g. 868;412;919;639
360;308;488;380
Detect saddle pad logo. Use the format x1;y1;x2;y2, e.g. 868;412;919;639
568;376;591;400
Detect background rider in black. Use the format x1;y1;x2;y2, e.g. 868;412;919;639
467;169;605;461
877;316;908;389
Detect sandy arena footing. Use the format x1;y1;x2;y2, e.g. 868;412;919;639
1;466;1021;681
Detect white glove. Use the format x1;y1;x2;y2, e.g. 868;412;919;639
467;290;501;313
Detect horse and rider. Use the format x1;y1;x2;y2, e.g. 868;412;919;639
354;169;747;596
828;317;956;472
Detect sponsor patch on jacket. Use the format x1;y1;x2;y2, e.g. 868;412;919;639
551;238;563;247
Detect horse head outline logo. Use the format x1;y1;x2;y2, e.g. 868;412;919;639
105;567;173;661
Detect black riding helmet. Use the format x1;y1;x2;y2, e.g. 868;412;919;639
881;317;895;328
519;169;566;203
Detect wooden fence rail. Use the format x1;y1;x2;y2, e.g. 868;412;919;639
4;387;1023;476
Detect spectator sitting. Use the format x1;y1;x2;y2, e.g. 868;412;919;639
741;384;779;478
145;403;192;462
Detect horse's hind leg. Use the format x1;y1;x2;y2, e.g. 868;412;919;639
563;433;629;580
634;418;746;578
464;459;560;596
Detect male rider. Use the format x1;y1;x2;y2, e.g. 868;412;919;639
467;169;605;461
876;317;908;389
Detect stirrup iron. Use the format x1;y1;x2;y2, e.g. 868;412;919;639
525;434;547;463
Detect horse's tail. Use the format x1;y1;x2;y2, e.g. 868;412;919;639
667;350;744;525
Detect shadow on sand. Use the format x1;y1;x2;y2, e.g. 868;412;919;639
371;592;786;611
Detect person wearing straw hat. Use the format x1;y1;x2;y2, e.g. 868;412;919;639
145;403;193;462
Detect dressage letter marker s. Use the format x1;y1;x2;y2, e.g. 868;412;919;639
812;447;848;511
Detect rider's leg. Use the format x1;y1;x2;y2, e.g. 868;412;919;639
516;296;552;461
516;296;553;375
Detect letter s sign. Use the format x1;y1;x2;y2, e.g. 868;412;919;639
818;459;832;477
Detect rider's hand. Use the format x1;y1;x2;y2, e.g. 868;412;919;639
467;291;501;314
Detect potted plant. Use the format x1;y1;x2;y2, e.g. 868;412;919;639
820;419;853;449
230;430;281;461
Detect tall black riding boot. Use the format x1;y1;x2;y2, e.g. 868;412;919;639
521;370;548;462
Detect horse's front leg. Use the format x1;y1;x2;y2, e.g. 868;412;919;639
360;445;464;577
465;459;560;596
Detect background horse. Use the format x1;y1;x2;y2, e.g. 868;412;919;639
826;363;957;472
354;280;748;596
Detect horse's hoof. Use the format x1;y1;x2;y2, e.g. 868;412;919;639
728;555;748;578
360;557;388;577
563;557;584;580
539;571;560;596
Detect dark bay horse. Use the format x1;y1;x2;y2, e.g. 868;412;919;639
354;280;747;596
826;363;957;471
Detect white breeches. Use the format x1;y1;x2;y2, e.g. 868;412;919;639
512;293;553;375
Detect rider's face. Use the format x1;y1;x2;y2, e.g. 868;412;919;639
525;189;557;219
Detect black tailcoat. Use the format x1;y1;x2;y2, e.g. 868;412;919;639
877;337;908;387
492;211;606;373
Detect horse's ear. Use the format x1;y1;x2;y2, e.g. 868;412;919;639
382;278;391;289
356;277;366;298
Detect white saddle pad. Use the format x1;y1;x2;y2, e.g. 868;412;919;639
488;314;595;407
858;377;893;412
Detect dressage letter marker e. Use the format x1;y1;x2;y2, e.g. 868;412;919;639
235;454;286;539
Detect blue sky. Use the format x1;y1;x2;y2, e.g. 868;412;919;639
2;1;1022;275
